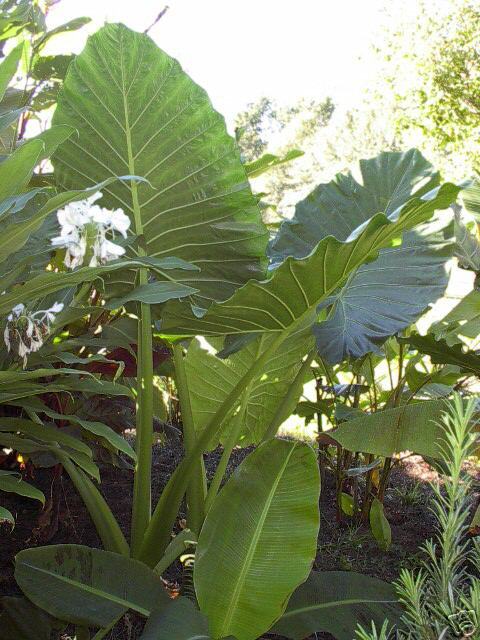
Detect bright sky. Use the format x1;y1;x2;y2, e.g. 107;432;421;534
45;0;420;127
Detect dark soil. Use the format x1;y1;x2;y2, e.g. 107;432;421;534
1;442;477;639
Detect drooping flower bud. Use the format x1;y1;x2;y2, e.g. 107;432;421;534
4;302;64;367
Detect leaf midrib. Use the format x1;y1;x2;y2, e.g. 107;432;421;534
19;562;150;616
220;442;296;635
280;597;397;618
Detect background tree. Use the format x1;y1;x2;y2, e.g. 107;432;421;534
235;96;334;217
235;0;480;222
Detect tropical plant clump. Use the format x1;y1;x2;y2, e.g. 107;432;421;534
0;2;479;640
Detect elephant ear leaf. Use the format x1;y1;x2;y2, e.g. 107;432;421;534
162;179;458;341
51;23;267;309
270;149;455;363
271;571;401;640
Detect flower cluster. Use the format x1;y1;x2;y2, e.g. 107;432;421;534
51;192;131;269
4;302;64;367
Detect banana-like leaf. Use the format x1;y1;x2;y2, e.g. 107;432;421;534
141;598;211;640
185;326;314;448
51;23;268;308
0;431;100;480
0;377;132;404
271;571;400;640
0;418;93;457
0;127;72;206
9;397;136;460
401;334;480;377
269;150;454;363
330;399;449;458
0;470;45;504
194;439;320;640
153;529;197;577
162;181;459;338
244;149;304;178
14;545;170;626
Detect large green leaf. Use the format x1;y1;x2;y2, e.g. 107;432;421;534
271;571;400;640
162;181;459;338
454;208;480;272
269;150;453;363
141;598;211;640
51;23;267;308
14;545;170;627
330;399;449;458
0;418;93;458
185;326;314;448
0;507;14;525
194;439;319;640
8;395;135;459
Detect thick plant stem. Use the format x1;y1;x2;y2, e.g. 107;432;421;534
172;342;206;534
139;330;288;566
205;391;247;514
131;295;154;557
120;50;155;557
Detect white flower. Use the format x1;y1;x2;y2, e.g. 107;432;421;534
4;302;64;367
97;237;126;263
92;207;130;238
51;192;130;270
8;303;25;321
4;324;10;351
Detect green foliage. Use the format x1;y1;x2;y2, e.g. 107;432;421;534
272;571;400;639
369;498;392;552
331;399;454;459
0;9;476;640
194;440;319;640
15;545;171;626
270;149;453;362
51;23;268;307
356;396;480;639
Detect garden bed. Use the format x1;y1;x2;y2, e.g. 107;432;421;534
1;440;460;640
